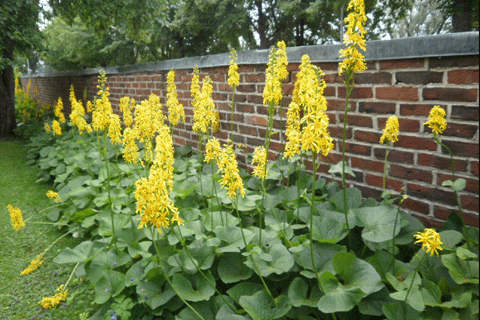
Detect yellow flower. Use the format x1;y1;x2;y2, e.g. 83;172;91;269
21;254;44;275
7;204;25;231
252;146;269;180
424;105;447;135
205;137;221;163
122;127;140;164
216;143;245;199
52;120;62;136
263;41;289;106
120;96;134;127
39;285;68;309
69;85;92;134
380;115;400;144
167;69;186;127
339;0;367;75
54;98;66;123
135;125;182;232
284;55;333;158
46;190;62;203
228;49;240;88
414;228;443;256
108;113;122;144
44;122;51;133
193;76;218;134
191;66;201;107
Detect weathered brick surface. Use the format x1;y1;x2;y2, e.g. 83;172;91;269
22;52;479;228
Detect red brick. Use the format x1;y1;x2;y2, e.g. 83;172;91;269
376;87;419;101
396;71;443;85
354;130;381;143
402;198;430;215
437;173;479;194
355;72;392;84
448;70;479;84
239;125;257;136
441;140;479;158
441;122;479;139
243;73;265;83
434;208;479;228
379;117;420;133
351;157;384;173
344;142;371;156
400;104;445;117
423;88;477;102
330;127;352;139
380;59;425;70
417;153;468;172
407;183;456;207
396;135;437;151
390;164;433;183
338;87;374;99
365;173;404;192
472;161;479;176
245;115;267;126
451;105;479;121
328;99;356;111
324;73;343;83
429;56;479;69
339;114;373;127
374;149;414;164
414;215;442;228
461;194;479;212
359;102;396;114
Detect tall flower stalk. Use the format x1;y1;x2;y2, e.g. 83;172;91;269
380;115;399;191
228;49;240;141
338;0;367;249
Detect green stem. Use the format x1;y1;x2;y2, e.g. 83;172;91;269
391;196;407;274
173;227;237;312
404;253;426;311
149;228;206;320
383;142;391;190
103;133;117;252
230;86;236;142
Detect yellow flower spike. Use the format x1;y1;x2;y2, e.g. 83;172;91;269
252;146;269;180
263;41;289;106
20;254;44;275
69;85;91;134
414;228;443;257
46;190;62;203
205;138;221;164
215;143;245;199
107;113;123;144
122;127;140;164
339;0;367;75
228;49;240;88
193;76;218;134
380;115;400;144
39;285;68;309
119;96;134;127
7;204;25;231
54;98;66;124
44;122;51;133
167;69;186;127
424;105;447;135
52;120;62;136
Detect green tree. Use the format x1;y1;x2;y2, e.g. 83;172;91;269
434;0;479;31
0;0;42;137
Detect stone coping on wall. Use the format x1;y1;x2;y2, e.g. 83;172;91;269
22;32;479;79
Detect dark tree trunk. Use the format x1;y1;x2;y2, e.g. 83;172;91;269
255;1;268;49
0;44;16;138
452;0;472;32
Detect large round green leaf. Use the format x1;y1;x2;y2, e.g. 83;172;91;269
171;272;216;302
218;253;253;283
353;205;402;243
239;291;291;320
288;277;321;307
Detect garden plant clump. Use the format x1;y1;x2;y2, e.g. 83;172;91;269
7;0;478;319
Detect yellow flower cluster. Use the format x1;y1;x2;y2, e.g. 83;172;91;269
46;190;62;203
263;41;289;106
414;228;443;256
339;0;367;75
44;122;51;133
380;115;400;144
92;82;113;132
69;85;92;134
122;127;140;164
108;113;123;144
252;146;269;180
119;97;135;128
54;98;66;124
192;76;219;134
167;69;186;127
39;285;68;309
424;105;447;135
205;138;245;199
284;55;334;158
52;120;62;136
7;204;25;231
228;49;240;88
20;254;44;275
135;125;183;232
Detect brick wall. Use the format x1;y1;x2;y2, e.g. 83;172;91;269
21;33;479;227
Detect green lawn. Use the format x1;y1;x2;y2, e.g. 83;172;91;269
0;139;96;320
